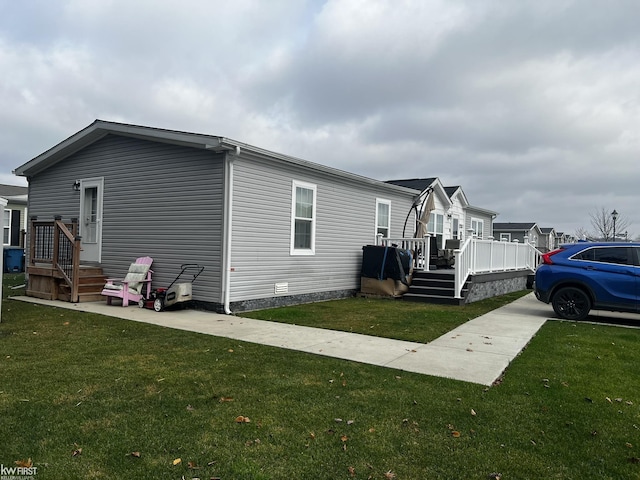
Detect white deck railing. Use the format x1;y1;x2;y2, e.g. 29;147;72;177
453;237;540;298
378;234;541;298
376;235;430;272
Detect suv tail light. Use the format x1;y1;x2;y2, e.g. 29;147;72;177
541;248;563;265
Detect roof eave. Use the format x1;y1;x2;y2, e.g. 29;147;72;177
14;120;229;177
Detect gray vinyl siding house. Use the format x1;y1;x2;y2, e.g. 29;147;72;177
15;120;418;312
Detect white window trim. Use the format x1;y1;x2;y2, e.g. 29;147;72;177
471;218;484;238
3;209;10;245
500;233;511;242
375;198;391;240
290;180;317;256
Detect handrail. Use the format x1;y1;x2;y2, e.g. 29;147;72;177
29;217;81;302
453;237;474;298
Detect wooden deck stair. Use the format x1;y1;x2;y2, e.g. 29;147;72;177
402;270;470;306
26;264;107;303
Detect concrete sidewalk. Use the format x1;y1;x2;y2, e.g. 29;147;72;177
11;293;551;386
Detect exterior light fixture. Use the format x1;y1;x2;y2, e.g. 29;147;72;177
611;209;618;242
73;180;81;191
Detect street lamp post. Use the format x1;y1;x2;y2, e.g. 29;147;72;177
611;209;618;242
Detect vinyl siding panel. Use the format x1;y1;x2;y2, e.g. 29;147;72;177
229;153;416;302
465;210;494;239
27;134;224;303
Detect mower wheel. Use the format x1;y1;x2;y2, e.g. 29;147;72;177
138;299;145;308
153;298;164;312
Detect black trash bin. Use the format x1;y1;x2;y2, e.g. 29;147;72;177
4;247;25;273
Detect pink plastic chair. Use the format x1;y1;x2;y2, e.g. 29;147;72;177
101;256;153;307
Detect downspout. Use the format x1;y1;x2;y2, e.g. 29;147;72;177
221;147;238;314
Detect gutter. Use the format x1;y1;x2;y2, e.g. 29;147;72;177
221;148;239;314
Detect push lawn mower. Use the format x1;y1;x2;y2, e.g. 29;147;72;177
139;264;205;312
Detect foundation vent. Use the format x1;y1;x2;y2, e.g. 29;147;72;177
274;282;289;295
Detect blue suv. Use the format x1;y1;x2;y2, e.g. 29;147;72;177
534;242;640;320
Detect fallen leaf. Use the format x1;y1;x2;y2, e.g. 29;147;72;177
471;409;477;416
188;461;199;469
488;473;502;480
334;418;343;423
228;349;234;353
629;457;640;464
384;470;396;479
219;397;234;403
130;451;141;458
606;397;612;403
452;431;461;438
72;447;82;457
186;404;195;411
172;458;181;466
626;400;634;405
235;415;251;423
347;420;355;425
348;466;356;477
626;442;633;448
14;458;32;468
341;435;348;442
368;428;376;433
309;432;316;440
63;321;70;326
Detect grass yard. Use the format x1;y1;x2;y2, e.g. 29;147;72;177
1;274;639;479
238;291;531;344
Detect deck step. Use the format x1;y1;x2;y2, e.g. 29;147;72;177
27;264;107;303
401;270;470;305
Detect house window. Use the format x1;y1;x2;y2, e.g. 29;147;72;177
428;213;444;248
375;199;390;239
452;218;459;240
290;181;316;255
3;210;10;245
471;218;484;239
500;233;511;242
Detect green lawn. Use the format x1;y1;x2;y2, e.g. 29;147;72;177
1;275;639;479
238;291;531;344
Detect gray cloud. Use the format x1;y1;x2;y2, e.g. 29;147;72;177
1;0;639;236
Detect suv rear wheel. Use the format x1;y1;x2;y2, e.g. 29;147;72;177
552;286;591;321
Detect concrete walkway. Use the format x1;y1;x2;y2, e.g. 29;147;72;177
11;293;551;386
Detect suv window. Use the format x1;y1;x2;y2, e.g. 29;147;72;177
572;246;634;265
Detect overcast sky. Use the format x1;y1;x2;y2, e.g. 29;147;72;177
1;0;638;237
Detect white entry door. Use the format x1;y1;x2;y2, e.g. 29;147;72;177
79;178;104;263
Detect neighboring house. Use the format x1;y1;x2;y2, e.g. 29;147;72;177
0;184;28;247
14;120;421;312
555;232;577;244
539;227;556;253
386;178;497;248
493;222;542;247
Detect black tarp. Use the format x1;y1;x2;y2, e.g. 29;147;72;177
361;245;412;286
